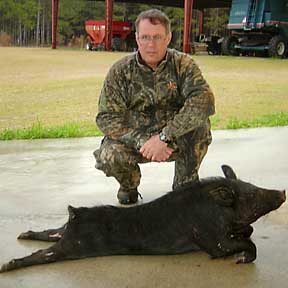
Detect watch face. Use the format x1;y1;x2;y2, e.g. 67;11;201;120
159;132;167;142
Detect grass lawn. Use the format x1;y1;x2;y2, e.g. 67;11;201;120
0;47;287;139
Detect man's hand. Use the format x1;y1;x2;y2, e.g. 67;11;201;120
140;134;174;162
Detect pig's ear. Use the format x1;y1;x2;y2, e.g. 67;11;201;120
221;165;237;180
209;186;234;206
68;205;77;220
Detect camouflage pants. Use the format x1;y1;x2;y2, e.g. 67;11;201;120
93;121;212;191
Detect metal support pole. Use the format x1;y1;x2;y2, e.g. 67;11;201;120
105;0;113;51
183;0;193;54
51;0;59;49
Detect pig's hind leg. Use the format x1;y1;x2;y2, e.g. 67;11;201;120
18;224;66;242
0;244;65;273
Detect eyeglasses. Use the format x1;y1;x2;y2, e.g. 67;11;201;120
138;34;166;43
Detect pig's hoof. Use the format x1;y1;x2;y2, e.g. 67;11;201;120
0;264;7;273
0;263;10;273
18;231;33;239
235;251;256;264
0;260;16;273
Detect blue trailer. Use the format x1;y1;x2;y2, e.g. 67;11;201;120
222;0;288;58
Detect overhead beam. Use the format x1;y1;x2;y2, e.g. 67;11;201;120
94;0;231;9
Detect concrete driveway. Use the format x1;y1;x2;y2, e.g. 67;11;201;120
0;127;287;288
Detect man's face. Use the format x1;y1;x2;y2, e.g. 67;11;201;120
136;19;171;69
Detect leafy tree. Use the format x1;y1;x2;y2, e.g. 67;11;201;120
204;8;229;36
0;0;49;46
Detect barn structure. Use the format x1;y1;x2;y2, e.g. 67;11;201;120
51;0;232;53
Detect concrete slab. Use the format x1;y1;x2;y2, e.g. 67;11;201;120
0;127;287;288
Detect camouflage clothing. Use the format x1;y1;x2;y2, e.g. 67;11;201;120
94;48;215;190
94;122;212;190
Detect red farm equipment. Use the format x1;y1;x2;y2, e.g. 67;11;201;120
85;20;132;51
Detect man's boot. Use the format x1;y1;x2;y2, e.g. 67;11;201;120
117;187;140;205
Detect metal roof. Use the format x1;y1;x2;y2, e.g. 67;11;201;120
95;0;232;9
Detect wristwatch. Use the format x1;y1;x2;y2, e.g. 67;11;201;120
159;131;169;143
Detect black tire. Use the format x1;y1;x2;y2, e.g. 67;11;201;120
111;37;122;51
268;35;287;58
96;44;105;51
207;48;214;55
221;36;239;56
85;41;92;51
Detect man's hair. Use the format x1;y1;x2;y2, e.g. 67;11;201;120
135;9;171;34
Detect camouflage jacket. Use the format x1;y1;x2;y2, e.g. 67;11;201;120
96;48;215;149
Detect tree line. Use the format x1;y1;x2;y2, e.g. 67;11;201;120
0;0;229;49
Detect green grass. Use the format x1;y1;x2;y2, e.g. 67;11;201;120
225;112;288;129
0;47;287;140
0;120;102;140
1;111;286;140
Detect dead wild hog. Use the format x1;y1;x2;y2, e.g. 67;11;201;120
0;165;285;272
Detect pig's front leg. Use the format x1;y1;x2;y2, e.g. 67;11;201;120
231;225;254;239
18;224;66;242
210;238;257;264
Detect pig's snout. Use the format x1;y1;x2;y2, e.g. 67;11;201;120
281;190;286;203
274;189;286;205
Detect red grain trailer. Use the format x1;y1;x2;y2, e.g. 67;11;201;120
85;20;132;51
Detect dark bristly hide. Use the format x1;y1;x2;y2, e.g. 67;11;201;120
0;165;285;272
